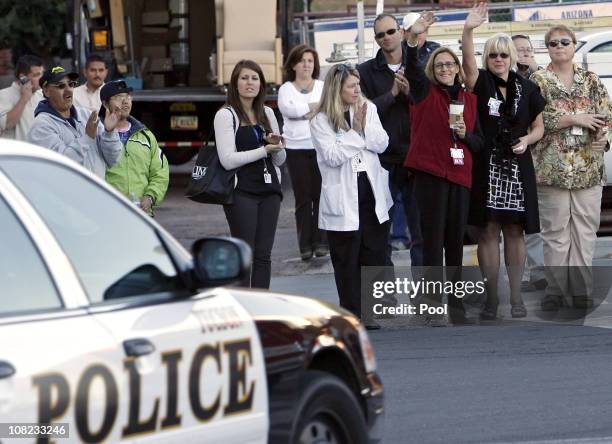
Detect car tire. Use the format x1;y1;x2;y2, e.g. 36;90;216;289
291;370;369;444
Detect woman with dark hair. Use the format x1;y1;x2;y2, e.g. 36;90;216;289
278;44;328;261
214;59;286;289
403;12;484;326
462;3;545;320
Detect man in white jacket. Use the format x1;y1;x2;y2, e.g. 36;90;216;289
28;66;122;178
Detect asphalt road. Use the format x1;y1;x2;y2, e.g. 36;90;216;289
158;173;612;443
271;273;612;444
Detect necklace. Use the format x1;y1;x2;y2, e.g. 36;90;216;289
295;79;314;94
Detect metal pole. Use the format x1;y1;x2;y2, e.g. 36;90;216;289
357;1;365;64
376;0;384;15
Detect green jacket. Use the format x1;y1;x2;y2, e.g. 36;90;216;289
106;116;169;212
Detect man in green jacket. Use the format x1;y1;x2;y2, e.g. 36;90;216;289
101;80;169;215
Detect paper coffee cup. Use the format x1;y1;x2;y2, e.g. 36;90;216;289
449;102;464;128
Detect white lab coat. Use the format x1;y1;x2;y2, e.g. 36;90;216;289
310;101;392;231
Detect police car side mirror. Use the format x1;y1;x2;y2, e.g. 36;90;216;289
190;237;252;288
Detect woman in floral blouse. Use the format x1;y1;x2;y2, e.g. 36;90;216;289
530;24;612;311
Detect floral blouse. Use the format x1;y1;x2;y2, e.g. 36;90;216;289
530;64;612;189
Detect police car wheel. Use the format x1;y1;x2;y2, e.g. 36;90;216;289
292;370;369;444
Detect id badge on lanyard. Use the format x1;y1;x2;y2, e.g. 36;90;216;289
450;144;465;166
488;97;502;117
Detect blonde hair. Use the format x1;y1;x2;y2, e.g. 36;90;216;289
482;33;517;71
544;25;577;45
314;64;364;132
424;47;465;86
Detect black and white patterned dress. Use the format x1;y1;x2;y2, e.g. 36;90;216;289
468;69;545;233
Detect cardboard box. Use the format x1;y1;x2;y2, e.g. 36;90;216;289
141;11;170;26
141;27;180;45
141;45;167;59
149;57;173;72
145;74;166;88
144;0;167;11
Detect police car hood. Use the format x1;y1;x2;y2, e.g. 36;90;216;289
224;287;355;325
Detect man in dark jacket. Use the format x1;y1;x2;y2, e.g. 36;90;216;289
357;13;424;266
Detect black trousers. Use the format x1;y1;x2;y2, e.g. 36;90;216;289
327;174;390;317
414;172;470;314
286;149;328;254
224;191;281;289
383;162;423;266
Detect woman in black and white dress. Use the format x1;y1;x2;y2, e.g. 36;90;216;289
462;3;545;320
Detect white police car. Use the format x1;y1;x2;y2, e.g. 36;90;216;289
0;142;384;444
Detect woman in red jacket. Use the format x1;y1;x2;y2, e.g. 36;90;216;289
404;12;484;325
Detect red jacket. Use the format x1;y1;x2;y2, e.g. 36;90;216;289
404;85;478;189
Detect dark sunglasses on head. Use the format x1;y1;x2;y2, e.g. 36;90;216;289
488;52;510;59
548;38;572;48
375;28;399;39
51;80;78;89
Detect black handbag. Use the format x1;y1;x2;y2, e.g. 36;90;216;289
185;108;237;205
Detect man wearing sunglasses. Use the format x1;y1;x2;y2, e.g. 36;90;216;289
28;66;122;179
357;13;432;268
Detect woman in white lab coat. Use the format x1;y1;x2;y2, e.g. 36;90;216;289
309;64;393;324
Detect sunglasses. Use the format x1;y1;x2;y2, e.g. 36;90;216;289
51;80;78;89
548;38;573;48
488;53;510;60
375;28;399;39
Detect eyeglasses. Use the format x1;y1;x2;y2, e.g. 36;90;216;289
515;47;533;54
488;53;510;60
434;62;457;70
375;28;399;39
51;81;78;89
548;38;573;48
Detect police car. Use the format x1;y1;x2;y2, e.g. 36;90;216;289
0;142;384;444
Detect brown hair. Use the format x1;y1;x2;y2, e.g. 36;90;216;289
424;47;464;86
283;44;320;82
226;60;271;132
544;25;577;45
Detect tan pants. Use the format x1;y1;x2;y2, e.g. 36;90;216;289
537;184;602;298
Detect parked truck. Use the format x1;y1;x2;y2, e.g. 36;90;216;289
70;0;298;165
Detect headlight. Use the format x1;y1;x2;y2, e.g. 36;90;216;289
357;325;377;373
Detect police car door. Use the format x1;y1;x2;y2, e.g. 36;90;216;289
0;173;121;444
0;156;268;443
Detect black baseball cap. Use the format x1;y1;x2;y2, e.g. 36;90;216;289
40;66;79;88
100;80;133;102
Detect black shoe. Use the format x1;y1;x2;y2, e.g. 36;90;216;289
364;320;381;330
572;295;593;309
450;315;476;326
541;294;562;311
314;245;329;257
300;249;313;261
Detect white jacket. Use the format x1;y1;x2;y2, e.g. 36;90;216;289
310;102;392;231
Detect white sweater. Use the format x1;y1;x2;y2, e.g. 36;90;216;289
213;105;286;180
277;80;323;150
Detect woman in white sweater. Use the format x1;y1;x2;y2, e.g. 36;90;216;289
310;64;392;322
214;60;286;289
278;45;328;261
